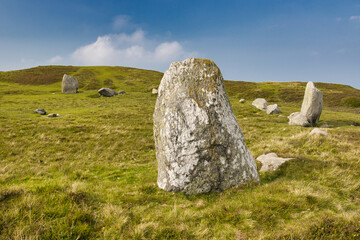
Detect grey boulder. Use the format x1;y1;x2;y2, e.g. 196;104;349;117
153;58;259;195
256;153;294;172
62;74;78;94
288;112;311;127
98;88;118;97
252;98;268;111
34;109;46;115
266;104;280;114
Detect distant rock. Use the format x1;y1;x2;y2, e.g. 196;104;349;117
118;90;126;94
62;74;78;94
266;104;280;114
239;99;245;103
152;88;158;94
256;153;294;172
288;112;311;127
47;113;60;118
301;82;323;126
320;123;330;128
153;58;259;195
309;128;328;136
98;88;118;97
252;98;268;111
34;109;46;115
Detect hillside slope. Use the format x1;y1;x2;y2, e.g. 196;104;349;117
0;66;359;239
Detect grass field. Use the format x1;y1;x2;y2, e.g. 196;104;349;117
1;66;360;239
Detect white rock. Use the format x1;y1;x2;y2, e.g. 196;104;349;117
256;153;294;172
153;58;259;195
288;112;311;127
309;128;328;136
252;98;268;111
266;104;281;114
152;88;158;94
62;74;78;94
301;82;323;126
239;99;245;103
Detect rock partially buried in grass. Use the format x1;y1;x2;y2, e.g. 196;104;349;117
266;104;280;114
239;99;245;103
152;88;158;94
62;74;78;94
118;90;126;94
309;128;328;136
153;58;259;195
256;153;294;172
98;88;118;97
47;113;60;118
34;109;46;115
288;112;311;127
252;98;268;111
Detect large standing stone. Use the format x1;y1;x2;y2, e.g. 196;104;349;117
300;82;323;126
62;74;78;94
252;98;268;111
153;58;259;195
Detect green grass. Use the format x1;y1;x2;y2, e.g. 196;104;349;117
0;66;360;239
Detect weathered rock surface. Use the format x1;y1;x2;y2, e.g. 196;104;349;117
152;88;158;94
47;113;60;118
239;99;245;103
301;82;323;126
118;90;126;94
309;128;328;136
62;74;78;94
266;104;280;114
256;153;294;172
288;112;311;127
153;58;259;195
252;98;268;111
34;109;46;115
98;88;118;97
289;82;323;127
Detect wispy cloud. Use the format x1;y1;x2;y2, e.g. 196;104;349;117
71;29;196;70
349;16;360;21
112;15;136;31
48;55;63;64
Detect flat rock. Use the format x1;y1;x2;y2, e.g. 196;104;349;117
118;90;126;94
309;128;329;136
98;88;118;97
300;82;323;126
153;58;259;195
152;88;158;94
239;99;245;103
34;109;46;115
256;153;294;172
266;104;280;114
288;112;311;127
252;98;268;111
47;113;60;118
62;74;78;94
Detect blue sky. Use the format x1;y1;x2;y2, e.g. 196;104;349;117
1;0;359;88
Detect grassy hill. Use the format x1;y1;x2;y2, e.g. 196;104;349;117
0;66;359;239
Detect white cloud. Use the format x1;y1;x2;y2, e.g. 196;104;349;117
71;29;195;70
349;16;360;20
49;55;63;64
